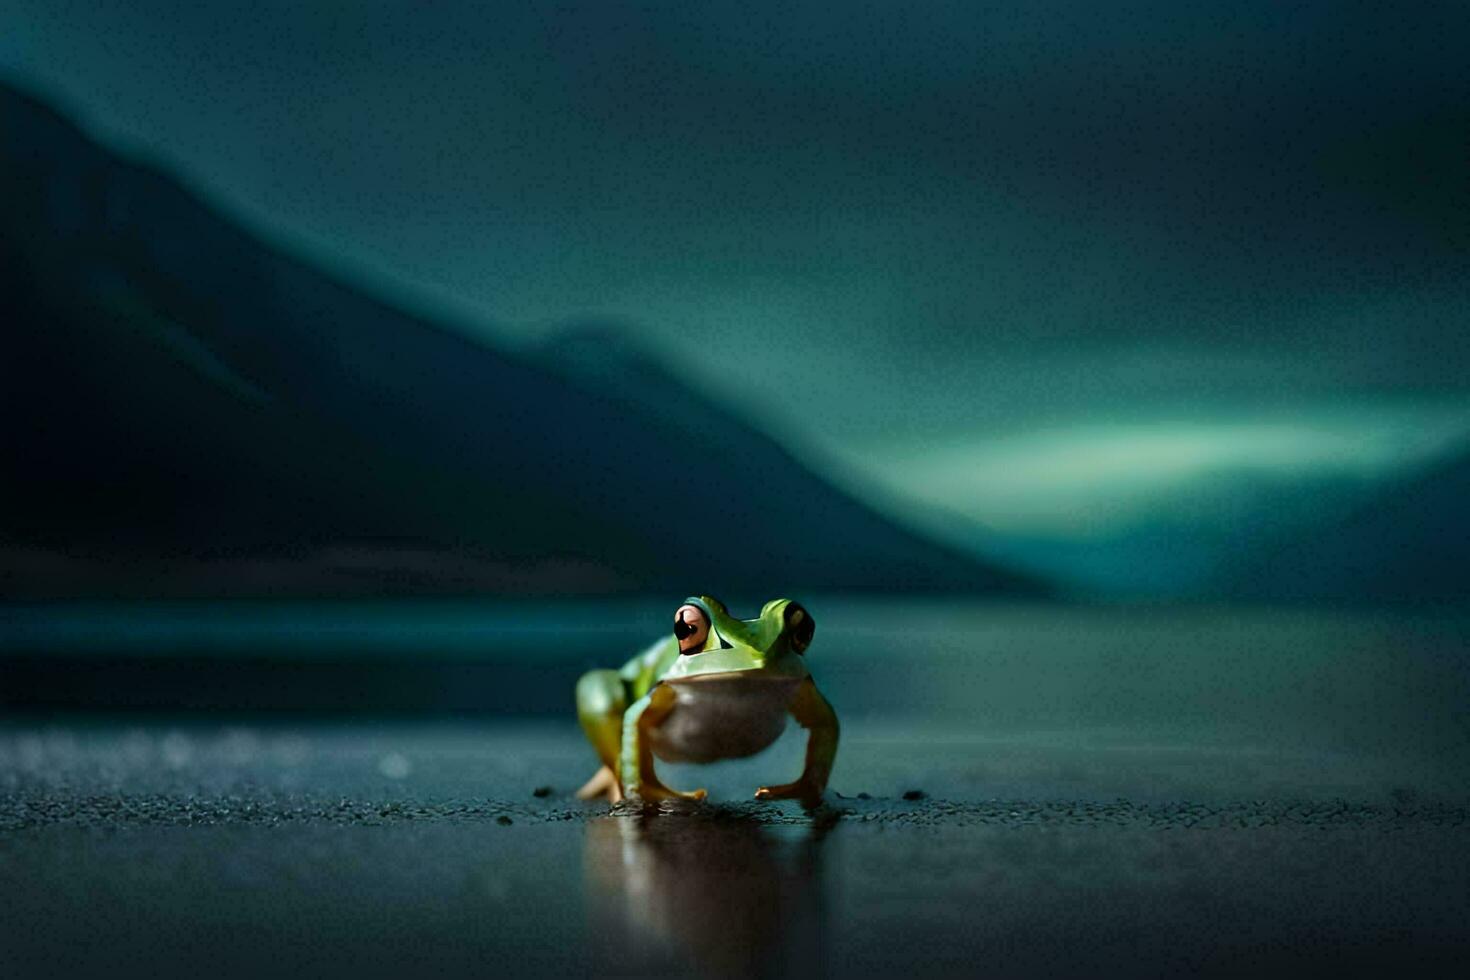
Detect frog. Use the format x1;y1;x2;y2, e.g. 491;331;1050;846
574;596;839;807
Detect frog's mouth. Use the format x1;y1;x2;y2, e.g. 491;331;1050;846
662;644;810;683
665;669;801;685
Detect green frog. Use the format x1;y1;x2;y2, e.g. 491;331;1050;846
575;596;839;806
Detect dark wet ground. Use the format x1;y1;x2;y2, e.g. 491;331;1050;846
2;720;1468;979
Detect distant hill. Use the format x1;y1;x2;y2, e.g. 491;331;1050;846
0;82;1036;599
1222;450;1470;603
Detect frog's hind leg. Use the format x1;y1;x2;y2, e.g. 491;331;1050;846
575;669;627;802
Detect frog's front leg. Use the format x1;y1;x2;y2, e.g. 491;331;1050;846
621;684;707;804
756;678;839;807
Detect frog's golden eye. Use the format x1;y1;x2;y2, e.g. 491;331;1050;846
786;604;815;654
673;604;710;654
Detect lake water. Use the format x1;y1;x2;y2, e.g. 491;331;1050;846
4;598;1468;801
4;599;1470;977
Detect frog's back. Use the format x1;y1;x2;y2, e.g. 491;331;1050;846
617;634;680;701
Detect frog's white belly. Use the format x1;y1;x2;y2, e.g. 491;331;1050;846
650;674;801;764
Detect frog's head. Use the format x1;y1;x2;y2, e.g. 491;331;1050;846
659;595;814;684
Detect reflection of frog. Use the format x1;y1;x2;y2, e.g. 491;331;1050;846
575;596;839;806
583;812;829;975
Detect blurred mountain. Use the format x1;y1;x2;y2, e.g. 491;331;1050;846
1222;450;1470;604
0;82;1036;599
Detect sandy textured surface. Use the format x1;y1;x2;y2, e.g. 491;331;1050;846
2;720;1468;979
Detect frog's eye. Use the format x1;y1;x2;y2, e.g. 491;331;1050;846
673;604;710;654
786;604;815;654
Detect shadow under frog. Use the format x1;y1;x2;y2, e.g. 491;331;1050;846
583;804;836;976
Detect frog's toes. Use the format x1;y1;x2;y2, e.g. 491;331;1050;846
636;785;707;803
575;765;619;801
755;781;821;806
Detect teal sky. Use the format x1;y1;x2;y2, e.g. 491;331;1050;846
4;1;1467;537
862;402;1470;537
